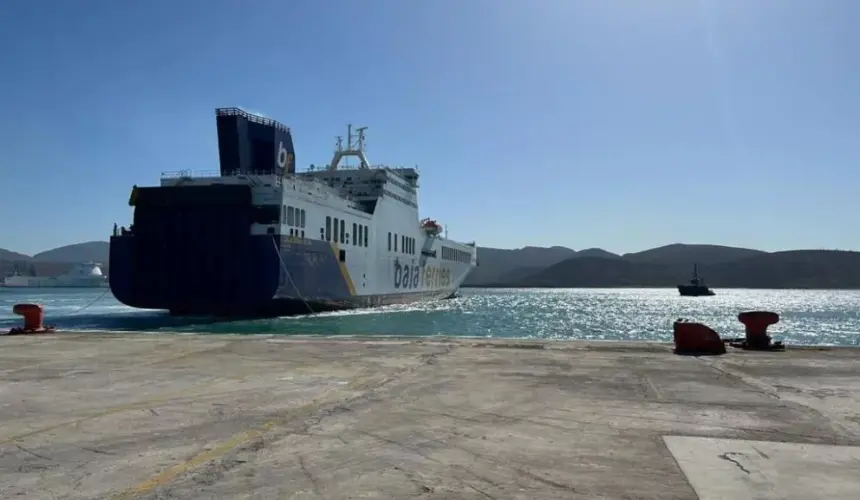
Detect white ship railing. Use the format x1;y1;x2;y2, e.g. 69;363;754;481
297;163;419;174
161;169;285;179
158;169;367;207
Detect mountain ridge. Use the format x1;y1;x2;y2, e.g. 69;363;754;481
0;241;111;278
2;241;859;289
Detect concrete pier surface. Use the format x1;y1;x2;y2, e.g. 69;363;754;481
1;334;859;499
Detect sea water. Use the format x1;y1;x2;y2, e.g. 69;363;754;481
0;287;857;346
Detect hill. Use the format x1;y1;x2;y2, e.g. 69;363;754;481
510;249;860;289
704;250;860;289
0;248;32;261
32;241;110;263
622;243;766;266
4;240;860;289
0;241;110;278
462;245;578;285
577;248;622;260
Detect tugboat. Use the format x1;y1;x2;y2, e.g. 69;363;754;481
677;264;715;296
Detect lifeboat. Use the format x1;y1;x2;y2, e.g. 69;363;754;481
421;218;442;235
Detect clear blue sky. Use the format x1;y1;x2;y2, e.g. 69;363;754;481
0;0;856;256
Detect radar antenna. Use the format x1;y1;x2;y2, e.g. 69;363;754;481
327;124;371;171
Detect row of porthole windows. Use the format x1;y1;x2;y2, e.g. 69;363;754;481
284;205;306;228
323;216;369;247
442;246;471;263
388;232;415;255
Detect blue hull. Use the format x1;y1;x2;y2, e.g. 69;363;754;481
111;230;450;316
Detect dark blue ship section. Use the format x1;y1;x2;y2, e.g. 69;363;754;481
216;108;295;175
274;240;354;302
109;108;304;316
110;184;283;315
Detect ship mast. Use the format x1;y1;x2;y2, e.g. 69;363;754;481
328;124;371;170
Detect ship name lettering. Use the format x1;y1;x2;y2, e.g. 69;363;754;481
276;141;293;169
394;261;450;289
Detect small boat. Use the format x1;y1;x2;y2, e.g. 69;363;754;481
677;264;715;296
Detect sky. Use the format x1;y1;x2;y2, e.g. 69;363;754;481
0;0;857;256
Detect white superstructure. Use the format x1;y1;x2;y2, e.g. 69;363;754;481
2;262;109;288
159;124;476;306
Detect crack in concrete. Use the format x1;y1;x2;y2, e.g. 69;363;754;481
718;452;751;474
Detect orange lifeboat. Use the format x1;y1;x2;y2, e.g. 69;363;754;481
421;218;442;235
6;303;56;335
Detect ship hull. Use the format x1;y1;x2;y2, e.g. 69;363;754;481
677;285;715;297
110;233;464;316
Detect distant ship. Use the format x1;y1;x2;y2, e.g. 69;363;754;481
677;264;714;296
2;262;109;288
108;107;477;316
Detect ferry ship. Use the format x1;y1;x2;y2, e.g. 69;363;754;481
2;262;108;288
109;108;477;316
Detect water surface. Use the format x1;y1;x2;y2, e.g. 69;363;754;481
1;287;857;346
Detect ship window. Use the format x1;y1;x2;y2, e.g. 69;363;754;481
289;229;293;237
357;224;362;247
340;219;345;243
401;235;405;254
325;216;332;241
352;223;357;246
394;234;398;252
388;232;391;251
301;230;305;239
287;206;295;226
300;209;306;228
345;232;350;244
339;249;346;262
364;226;368;247
254;205;280;225
333;218;339;242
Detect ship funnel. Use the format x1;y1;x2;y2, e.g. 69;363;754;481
215;108;296;176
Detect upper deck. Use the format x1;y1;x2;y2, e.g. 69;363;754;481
160;121;421;213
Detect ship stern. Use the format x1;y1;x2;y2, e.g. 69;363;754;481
109;184;280;315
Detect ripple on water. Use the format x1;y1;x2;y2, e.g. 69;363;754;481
0;287;858;346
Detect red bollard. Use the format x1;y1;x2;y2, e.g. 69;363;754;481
737;311;780;350
7;303;55;335
673;319;726;355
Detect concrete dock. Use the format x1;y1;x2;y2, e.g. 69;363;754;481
1;334;859;499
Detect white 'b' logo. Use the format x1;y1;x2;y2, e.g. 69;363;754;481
277;141;292;168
